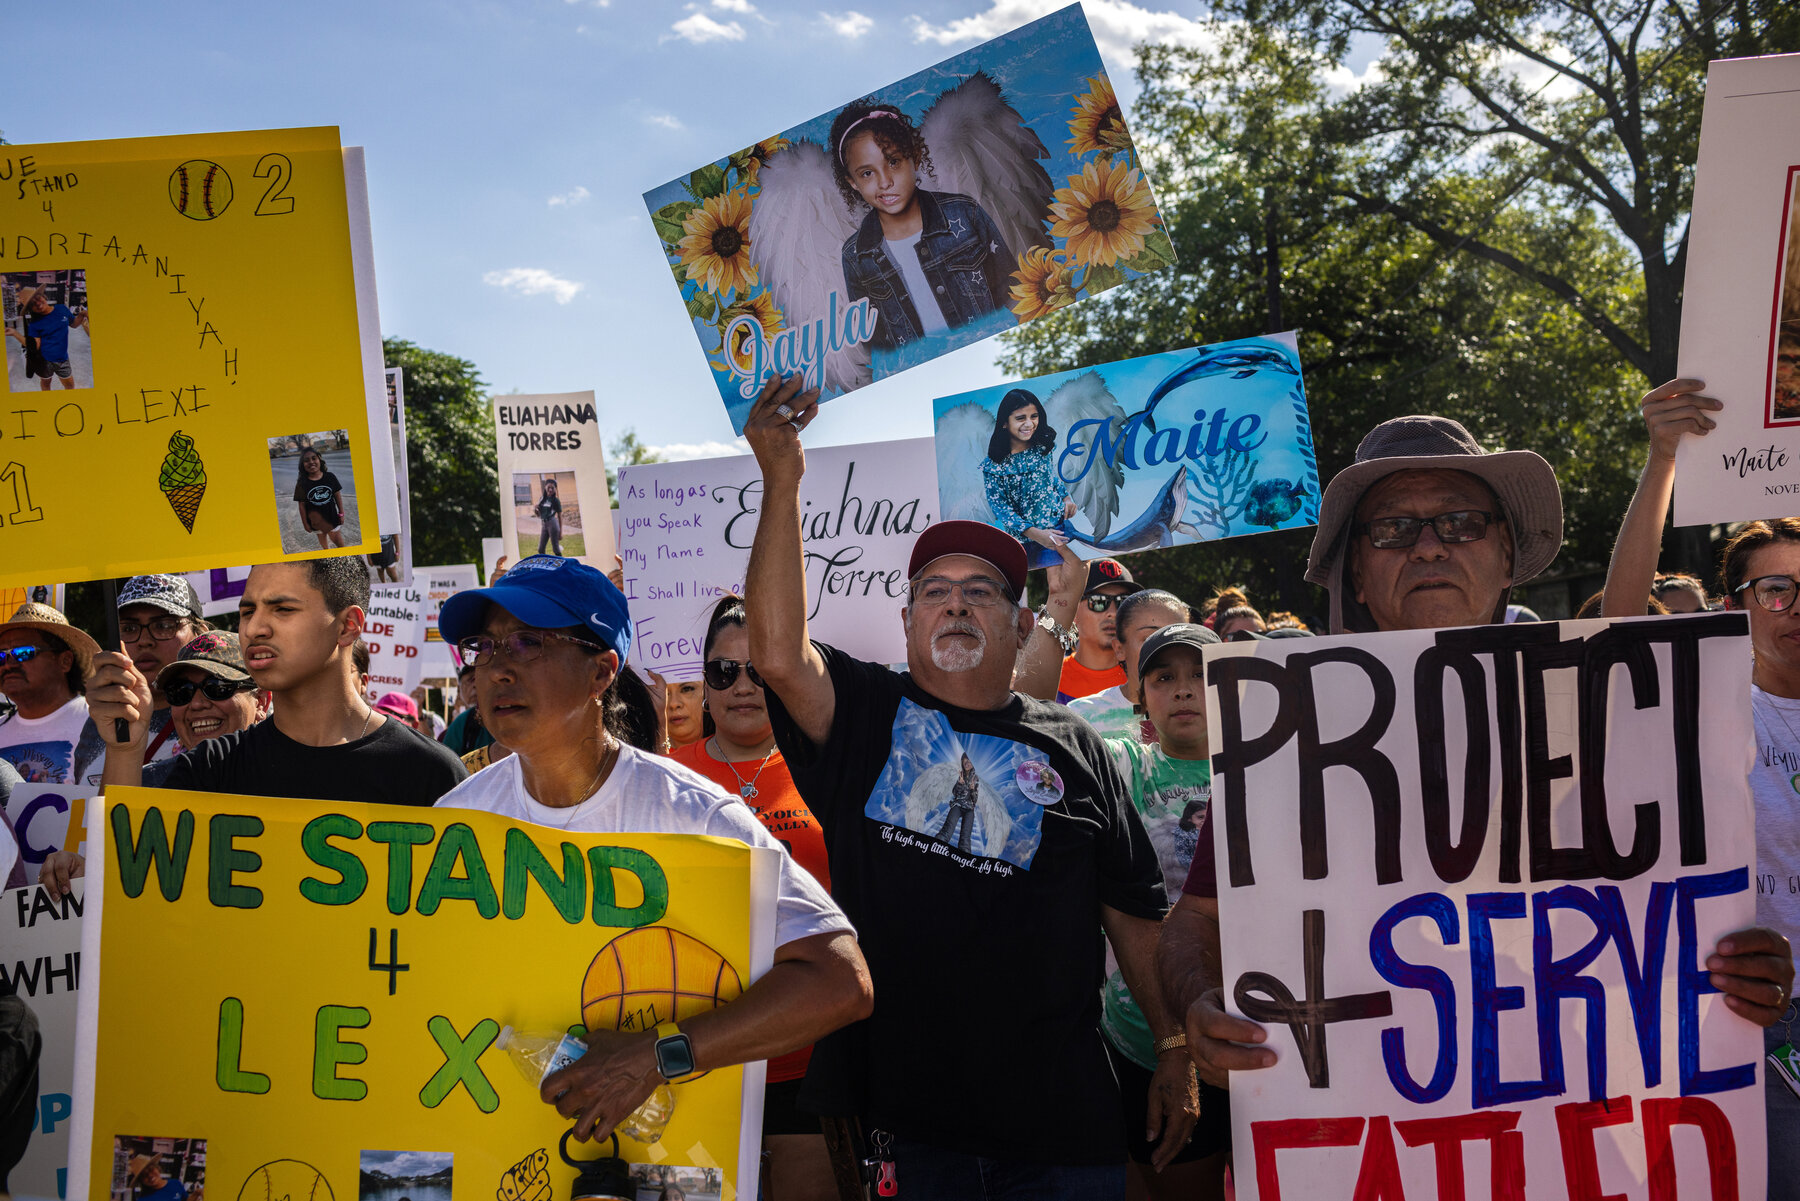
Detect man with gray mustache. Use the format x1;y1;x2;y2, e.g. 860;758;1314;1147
742;374;1182;1200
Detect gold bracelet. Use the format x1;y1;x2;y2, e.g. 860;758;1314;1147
1153;1032;1188;1055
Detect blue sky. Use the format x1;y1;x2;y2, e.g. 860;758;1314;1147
14;1;1229;466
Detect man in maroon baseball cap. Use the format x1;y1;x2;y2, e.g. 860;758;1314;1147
738;376;1174;1197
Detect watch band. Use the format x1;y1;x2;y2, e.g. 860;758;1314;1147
1153;1032;1188;1055
655;1022;681;1041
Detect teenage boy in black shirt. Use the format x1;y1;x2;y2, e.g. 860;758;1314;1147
89;558;465;805
742;376;1181;1200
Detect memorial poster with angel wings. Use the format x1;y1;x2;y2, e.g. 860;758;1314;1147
933;333;1320;569
644;4;1176;434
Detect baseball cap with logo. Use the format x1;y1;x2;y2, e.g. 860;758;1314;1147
118;574;204;620
438;554;632;660
1082;558;1144;598
153;631;252;691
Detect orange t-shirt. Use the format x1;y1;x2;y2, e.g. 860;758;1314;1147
1057;654;1126;703
671;739;830;1083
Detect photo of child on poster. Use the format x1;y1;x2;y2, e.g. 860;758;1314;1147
5;270;93;392
109;1136;206;1201
513;470;582;559
645;4;1175;434
268;431;364;554
934;334;1321;569
1773;169;1800;420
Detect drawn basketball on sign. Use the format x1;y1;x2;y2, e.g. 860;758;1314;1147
168;159;233;220
580;925;742;1081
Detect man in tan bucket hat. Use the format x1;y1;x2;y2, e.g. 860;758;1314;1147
0;601;99;784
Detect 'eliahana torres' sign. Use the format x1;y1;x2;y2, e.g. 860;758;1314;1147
1207;615;1766;1200
933;333;1318;569
643;4;1175;433
67;789;775;1201
0;127;380;584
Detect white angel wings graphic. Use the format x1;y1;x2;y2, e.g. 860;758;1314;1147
747;72;1055;393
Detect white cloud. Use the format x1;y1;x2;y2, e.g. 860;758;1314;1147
483;268;584;304
666;12;747;42
909;0;1210;75
547;185;591;207
821;10;873;37
713;0;756;11
645;112;685;131
645;438;752;461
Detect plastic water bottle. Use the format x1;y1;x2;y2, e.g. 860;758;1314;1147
496;1025;676;1142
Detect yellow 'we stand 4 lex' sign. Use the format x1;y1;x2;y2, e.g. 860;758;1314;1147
68;789;775;1201
0;128;378;585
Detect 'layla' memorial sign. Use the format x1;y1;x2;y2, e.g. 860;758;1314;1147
644;4;1174;433
618;438;935;679
934;333;1317;568
68;789;774;1201
1208;615;1765;1200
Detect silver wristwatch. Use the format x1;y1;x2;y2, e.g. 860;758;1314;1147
1035;606;1078;654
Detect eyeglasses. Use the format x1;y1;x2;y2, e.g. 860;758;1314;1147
0;645;44;667
1083;593;1126;613
908;576;1013;608
120;616;188;642
703;658;766;690
1356;510;1499;550
1734;575;1800;613
456;630;606;666
165;677;256;706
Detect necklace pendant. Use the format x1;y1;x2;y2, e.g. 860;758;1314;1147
740;782;759;800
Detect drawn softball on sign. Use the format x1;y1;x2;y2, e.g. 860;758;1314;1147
581;925;743;1081
157;430;207;532
236;1158;334;1201
169;158;233;220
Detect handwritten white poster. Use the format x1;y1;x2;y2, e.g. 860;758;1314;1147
1207;615;1764;1200
5;882;84;1201
618;438;936;679
416;563;479;677
1675;53;1800;525
363;583;426;698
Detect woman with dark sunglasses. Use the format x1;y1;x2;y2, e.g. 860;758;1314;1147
151;633;270;764
432;556;869;1144
1602;379;1800;1194
671;594;836;1201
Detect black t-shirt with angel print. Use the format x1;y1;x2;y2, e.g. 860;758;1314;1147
765;641;1165;1164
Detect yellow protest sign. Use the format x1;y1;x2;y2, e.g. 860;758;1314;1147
70;788;772;1201
0;127;379;585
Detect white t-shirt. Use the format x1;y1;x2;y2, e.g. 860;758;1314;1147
436;744;851;951
1065;685;1147;743
0;695;90;783
1750;686;1800;948
883;233;949;333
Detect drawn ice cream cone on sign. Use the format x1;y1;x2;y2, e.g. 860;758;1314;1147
158;430;207;532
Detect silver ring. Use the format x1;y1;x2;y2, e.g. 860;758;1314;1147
775;404;793;419
788;420;802;433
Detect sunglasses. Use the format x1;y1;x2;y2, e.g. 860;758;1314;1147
165;677;256;706
456;630;606;667
703;658;765;690
1083;593;1127;613
0;645;45;667
1355;509;1498;550
1734;574;1800;613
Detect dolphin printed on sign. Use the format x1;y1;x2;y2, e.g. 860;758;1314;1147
1064;467;1199;554
1141;347;1299;430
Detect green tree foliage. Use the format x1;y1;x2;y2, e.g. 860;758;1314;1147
999;17;1700;621
386;338;499;569
607;429;663;506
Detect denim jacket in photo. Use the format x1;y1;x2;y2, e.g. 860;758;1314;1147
840;190;1015;349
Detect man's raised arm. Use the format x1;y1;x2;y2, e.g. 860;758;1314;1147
743;374;837;746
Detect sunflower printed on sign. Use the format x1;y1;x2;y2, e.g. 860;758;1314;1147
716;291;785;375
1067;75;1133;157
1050;158;1160;269
1009;245;1078;322
677;189;759;298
